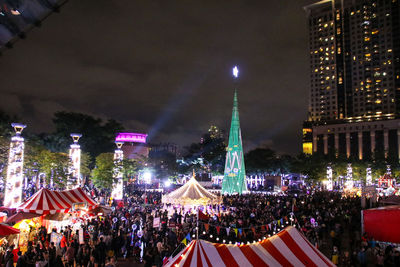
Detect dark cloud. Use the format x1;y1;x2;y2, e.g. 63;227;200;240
0;0;316;155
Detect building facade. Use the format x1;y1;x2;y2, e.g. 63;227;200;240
303;0;400;159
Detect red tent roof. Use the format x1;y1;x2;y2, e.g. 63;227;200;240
165;226;334;267
0;223;20;236
18;188;98;215
363;205;400;243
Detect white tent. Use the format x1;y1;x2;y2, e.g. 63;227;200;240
162;174;221;206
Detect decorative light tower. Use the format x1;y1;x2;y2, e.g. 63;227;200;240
366;166;372;186
326;165;333;191
111;142;124;200
345;163;353;190
386;165;392;176
222;66;247;195
5;123;26;207
68;133;82;189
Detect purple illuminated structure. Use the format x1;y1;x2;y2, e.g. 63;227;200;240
115;133;148;143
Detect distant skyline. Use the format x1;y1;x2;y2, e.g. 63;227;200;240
0;0;316;155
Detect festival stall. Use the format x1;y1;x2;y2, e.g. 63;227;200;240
362;205;400;243
164;226;334;267
162;173;221;206
13;188;98;251
18;187;98;215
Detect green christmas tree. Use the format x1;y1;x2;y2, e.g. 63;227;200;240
222;89;247;194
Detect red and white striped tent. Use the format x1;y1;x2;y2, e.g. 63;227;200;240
18;188;98;215
164;226;334;267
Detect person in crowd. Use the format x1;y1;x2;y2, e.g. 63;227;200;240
3;245;14;267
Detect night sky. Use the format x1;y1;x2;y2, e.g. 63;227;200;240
0;0;315;155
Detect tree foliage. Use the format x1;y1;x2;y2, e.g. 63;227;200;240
91;153;115;189
42;112;124;160
182;127;226;175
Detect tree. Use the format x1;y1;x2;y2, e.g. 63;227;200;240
121;158;139;182
292;153;327;182
36;150;70;188
0;110;18;137
91;153;114;189
182;126;226;175
80;152;92;184
352;160;368;183
42;112;124;160
0;136;9;181
245;148;276;174
24;140;47;187
149;150;177;179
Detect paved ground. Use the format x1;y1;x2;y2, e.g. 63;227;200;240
117;258;144;267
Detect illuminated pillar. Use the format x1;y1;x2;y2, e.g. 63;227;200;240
358;131;363;160
366;167;372;186
371;131;375;156
345;163;353;190
323;134;328;155
346;132;351;158
5;123;26;208
111;142;124;200
334;133;339;157
386;165;391;176
384;129;389;158
68;133;82;189
313;135;317;153
397;129;400;161
326;166;333;191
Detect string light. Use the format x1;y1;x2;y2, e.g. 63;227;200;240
216;237;219;241
223;239;226;243
192;235;195;238
229;241;232;244
202;231;206;235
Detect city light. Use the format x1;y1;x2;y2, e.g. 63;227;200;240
233;66;239;78
143;171;152;184
115;133;148;143
164;180;171;187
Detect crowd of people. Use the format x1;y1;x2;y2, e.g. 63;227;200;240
0;184;398;267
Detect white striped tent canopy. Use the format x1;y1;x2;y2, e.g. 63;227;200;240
164;226;334;267
18;188;98;215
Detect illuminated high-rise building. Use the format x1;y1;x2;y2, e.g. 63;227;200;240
303;0;400;160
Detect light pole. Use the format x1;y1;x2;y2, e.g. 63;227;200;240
68;133;82;189
111;142;124;200
5;123;26;207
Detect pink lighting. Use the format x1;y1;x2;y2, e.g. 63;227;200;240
116;133;148;143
